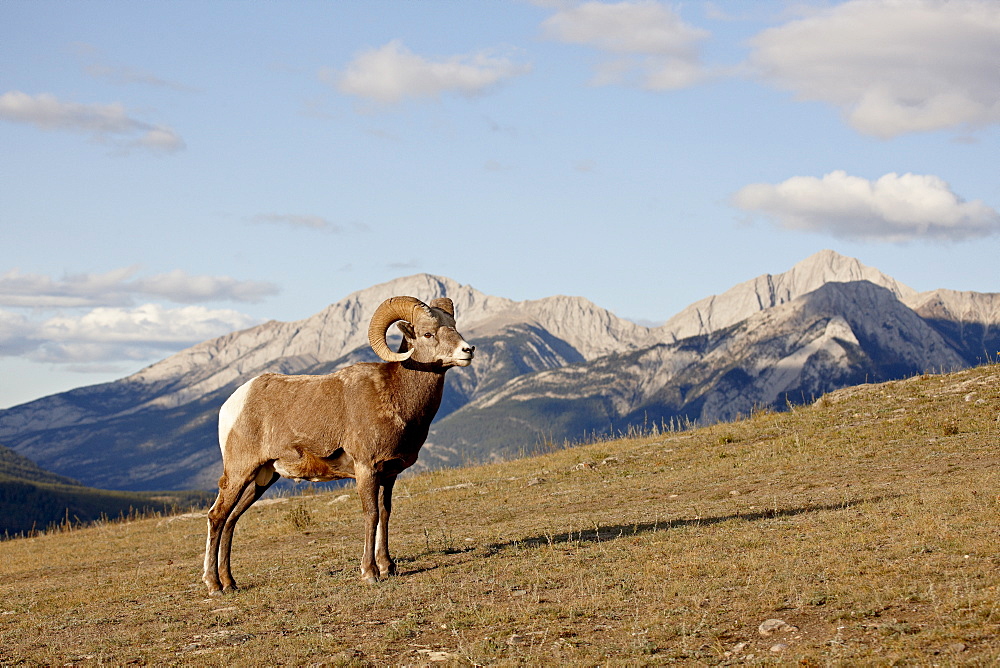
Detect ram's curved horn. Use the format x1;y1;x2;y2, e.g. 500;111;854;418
368;296;430;362
429;297;455;317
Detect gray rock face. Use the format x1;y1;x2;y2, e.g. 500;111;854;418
656;249;917;343
1;251;996;490
421;280;969;467
905;288;1000;364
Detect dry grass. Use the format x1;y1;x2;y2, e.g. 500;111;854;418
2;365;1000;665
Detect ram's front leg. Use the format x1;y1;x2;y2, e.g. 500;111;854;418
355;467;381;583
375;475;398;577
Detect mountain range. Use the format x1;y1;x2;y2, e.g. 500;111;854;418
1;250;997;491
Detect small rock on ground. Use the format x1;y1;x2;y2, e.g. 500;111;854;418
758;618;798;636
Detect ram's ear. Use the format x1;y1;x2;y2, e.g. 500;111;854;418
396;321;416;340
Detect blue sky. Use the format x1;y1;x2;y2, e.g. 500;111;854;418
2;0;999;408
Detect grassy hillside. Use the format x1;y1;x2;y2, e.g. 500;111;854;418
0;476;214;537
0;443;79;486
1;365;999;664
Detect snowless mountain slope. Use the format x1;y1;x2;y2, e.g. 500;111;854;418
0;251;996;490
422;280;967;467
905;289;1000;365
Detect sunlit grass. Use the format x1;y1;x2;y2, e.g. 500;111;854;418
2;365;1000;664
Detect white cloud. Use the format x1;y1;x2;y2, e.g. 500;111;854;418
0;267;137;308
130;270;281;304
133;126;185;152
542;1;709;90
0;90;185;152
0;267;277;370
39;304;255;344
1;304;259;364
731;171;1000;242
747;0;1000;137
331;40;531;104
0;309;35;356
0;267;279;308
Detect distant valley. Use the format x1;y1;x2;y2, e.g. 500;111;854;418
0;442;211;536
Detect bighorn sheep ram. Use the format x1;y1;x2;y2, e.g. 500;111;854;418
202;296;474;595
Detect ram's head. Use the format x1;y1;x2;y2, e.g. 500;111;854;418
368;296;474;367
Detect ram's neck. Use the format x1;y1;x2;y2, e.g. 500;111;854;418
388;361;447;425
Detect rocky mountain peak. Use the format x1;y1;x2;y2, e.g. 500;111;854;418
905;288;1000;324
467;294;651;361
655;249;917;343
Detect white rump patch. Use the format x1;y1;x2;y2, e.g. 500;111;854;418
218;377;257;451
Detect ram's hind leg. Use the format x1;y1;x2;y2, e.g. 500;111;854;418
203;474;249;596
217;464;279;593
203;464;275;596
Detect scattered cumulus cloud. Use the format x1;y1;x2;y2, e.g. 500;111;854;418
0;267;275;367
38;303;256;350
329;40;531;105
0;310;35;357
0;90;185;152
0;266;279;308
130;270;281;304
0;266;141;308
731;171;1000;242
542;1;710;90
747;0;1000;137
1;304;258;364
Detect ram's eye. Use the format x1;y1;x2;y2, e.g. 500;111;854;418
423;332;434;338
